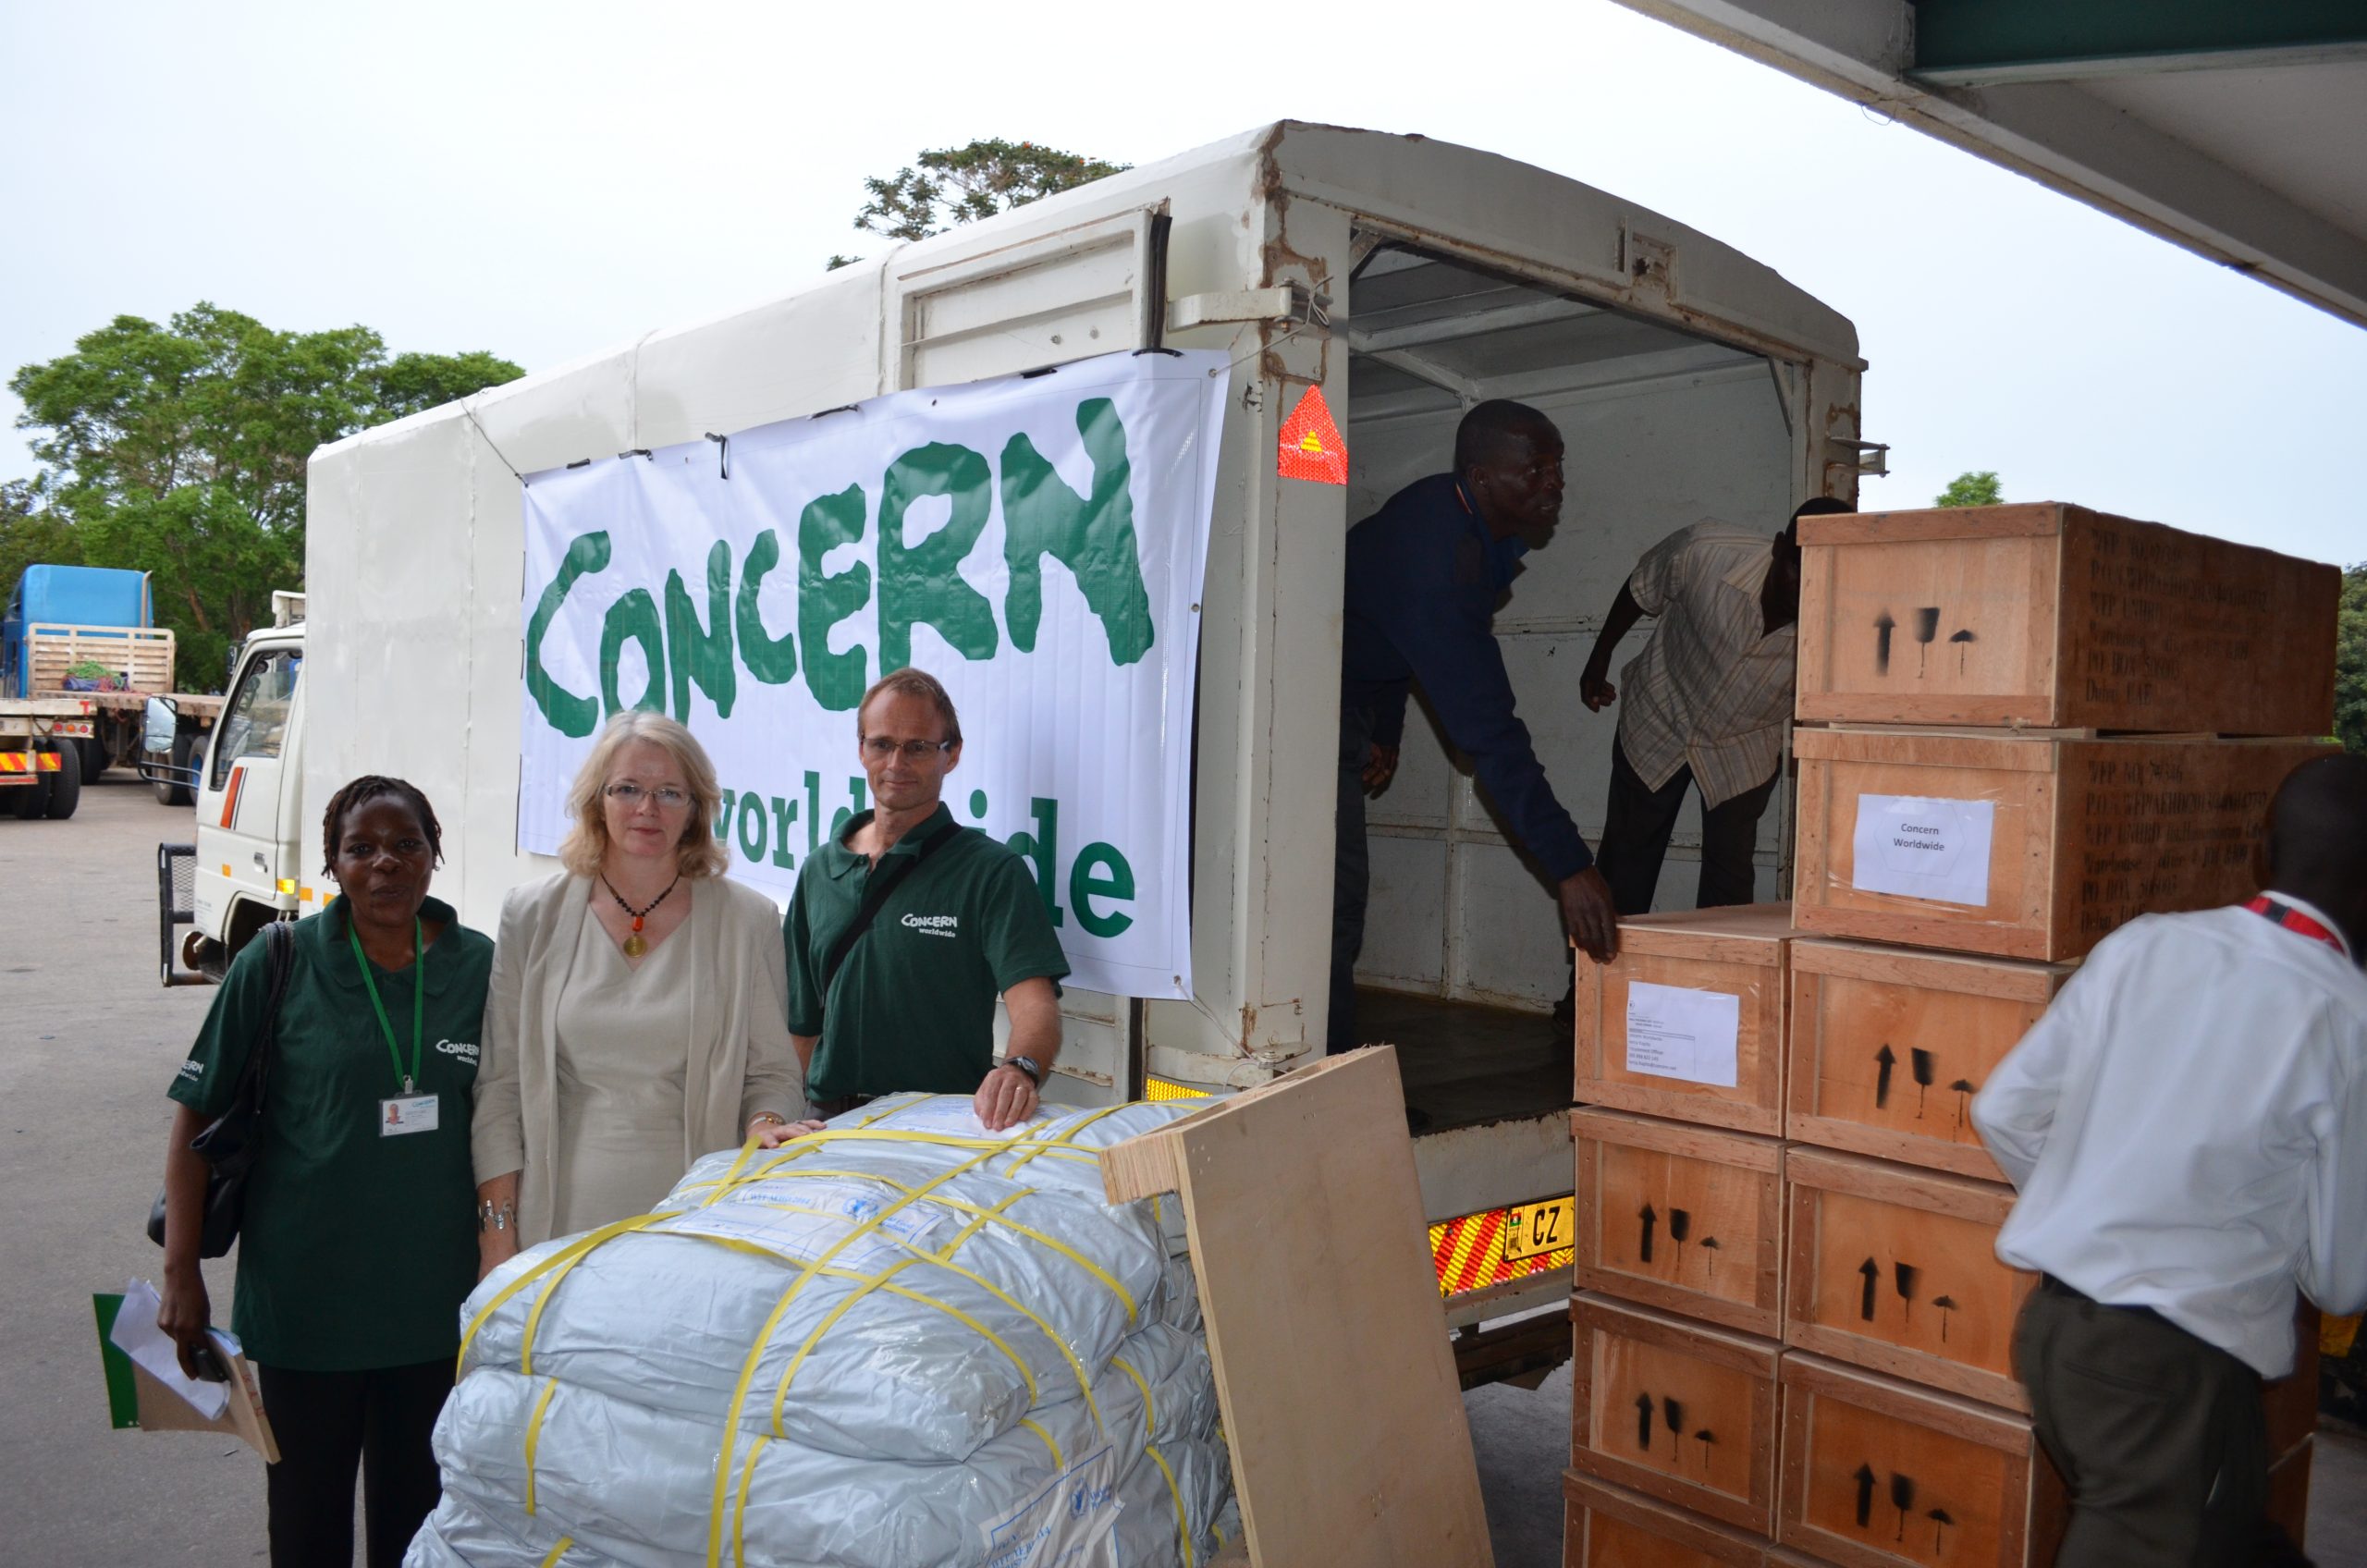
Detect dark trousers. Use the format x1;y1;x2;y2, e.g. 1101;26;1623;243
257;1357;453;1568
1595;736;1777;916
2016;1279;2304;1567
1329;711;1373;1056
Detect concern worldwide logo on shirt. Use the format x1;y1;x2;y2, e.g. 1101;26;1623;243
901;913;960;938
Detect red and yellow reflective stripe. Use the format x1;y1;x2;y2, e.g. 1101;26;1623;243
1429;1205;1574;1298
0;752;64;773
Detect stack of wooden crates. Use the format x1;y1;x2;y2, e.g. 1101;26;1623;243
1562;503;2341;1567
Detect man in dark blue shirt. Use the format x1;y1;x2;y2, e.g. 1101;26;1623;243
1330;399;1617;1055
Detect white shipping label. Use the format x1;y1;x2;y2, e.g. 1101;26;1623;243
1850;794;1998;907
1624;981;1742;1088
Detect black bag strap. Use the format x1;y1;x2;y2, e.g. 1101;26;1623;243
241;921;299;1116
822;819;960;998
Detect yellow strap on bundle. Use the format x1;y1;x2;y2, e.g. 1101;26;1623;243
705;1140;1012;1568
729;1434;770;1568
536;1537;574;1568
522;1377;560;1515
1145;1440;1196;1568
1020;1417;1062;1469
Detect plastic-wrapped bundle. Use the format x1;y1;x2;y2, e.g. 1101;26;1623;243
411;1095;1233;1568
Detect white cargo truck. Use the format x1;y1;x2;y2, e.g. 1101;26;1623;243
163;122;1869;1371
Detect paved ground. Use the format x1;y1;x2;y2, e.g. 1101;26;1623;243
6;776;2365;1566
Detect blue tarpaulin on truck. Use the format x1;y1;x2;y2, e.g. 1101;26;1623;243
3;566;152;697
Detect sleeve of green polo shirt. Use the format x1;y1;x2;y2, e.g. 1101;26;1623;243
784;867;825;1036
982;854;1071;994
166;934;276;1115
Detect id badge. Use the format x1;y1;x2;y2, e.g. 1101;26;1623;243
379;1094;440;1136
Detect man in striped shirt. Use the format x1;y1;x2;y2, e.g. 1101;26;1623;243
1575;497;1852;919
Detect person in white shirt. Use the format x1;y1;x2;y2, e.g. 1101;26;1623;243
1576;497;1853;918
1972;753;2367;1568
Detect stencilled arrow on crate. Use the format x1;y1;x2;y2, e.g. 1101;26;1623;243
1859;1257;1881;1320
1854;1464;1877;1527
1635;1392;1654;1450
1637;1204;1657;1264
1873;612;1896;676
1875;1045;1896;1109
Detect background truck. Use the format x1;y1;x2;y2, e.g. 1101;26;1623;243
0;564;229;815
160;121;1872;1378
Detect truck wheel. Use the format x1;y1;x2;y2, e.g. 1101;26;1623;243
153;730;196;806
43;742;81;819
11;764;52;819
80;737;108;780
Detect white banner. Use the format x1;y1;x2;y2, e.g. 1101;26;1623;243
517;349;1228;998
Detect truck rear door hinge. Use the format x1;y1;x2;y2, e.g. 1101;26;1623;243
1166;282;1332;335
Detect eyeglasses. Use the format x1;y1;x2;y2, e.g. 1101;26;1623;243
862;736;955;762
605;782;691;810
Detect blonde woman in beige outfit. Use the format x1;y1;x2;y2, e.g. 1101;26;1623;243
472;712;819;1275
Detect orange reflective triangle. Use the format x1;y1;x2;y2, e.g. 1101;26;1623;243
1276;385;1347;484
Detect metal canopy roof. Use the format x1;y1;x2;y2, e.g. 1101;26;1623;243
1615;0;2367;328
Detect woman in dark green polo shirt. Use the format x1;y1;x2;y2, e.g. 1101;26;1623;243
157;775;492;1568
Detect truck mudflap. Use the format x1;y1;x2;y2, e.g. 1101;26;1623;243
155;843;209;986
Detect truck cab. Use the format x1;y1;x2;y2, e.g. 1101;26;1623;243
168;596;307;980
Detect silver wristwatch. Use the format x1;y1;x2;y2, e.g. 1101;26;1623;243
1004;1055;1045;1087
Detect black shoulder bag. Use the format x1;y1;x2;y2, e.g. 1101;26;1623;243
147;921;299;1257
820;818;960;998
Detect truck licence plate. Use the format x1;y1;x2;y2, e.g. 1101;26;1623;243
1502;1195;1575;1263
52;721;94;738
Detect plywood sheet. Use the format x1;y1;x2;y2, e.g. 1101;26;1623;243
1101;1047;1492;1568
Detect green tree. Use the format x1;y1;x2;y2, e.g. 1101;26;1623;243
8;305;521;686
850;139;1130;247
2337;563;2366;755
1935;471;2004;508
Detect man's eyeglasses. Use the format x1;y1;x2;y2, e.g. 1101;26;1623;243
605;781;692;810
862;736;955;762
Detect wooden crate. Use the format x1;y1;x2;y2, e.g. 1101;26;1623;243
1784;1147;2034;1411
1777;1354;2067;1568
1786;940;2074;1181
1571;1293;1782;1535
2267;1438;2312;1552
1563;1470;1770;1567
1575;1108;1786;1338
1791;729;2336;961
1794;503;2338;734
1576;903;1795;1136
2266;1302;2323;1462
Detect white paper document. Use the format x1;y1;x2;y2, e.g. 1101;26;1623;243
108;1279;231;1419
1625;982;1742;1088
1850;793;1997;907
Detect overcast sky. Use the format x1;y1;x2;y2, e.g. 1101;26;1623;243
5;0;2361;565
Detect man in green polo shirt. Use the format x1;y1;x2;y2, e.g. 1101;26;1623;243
785;667;1070;1131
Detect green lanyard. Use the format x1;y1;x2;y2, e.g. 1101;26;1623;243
347;913;424;1094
